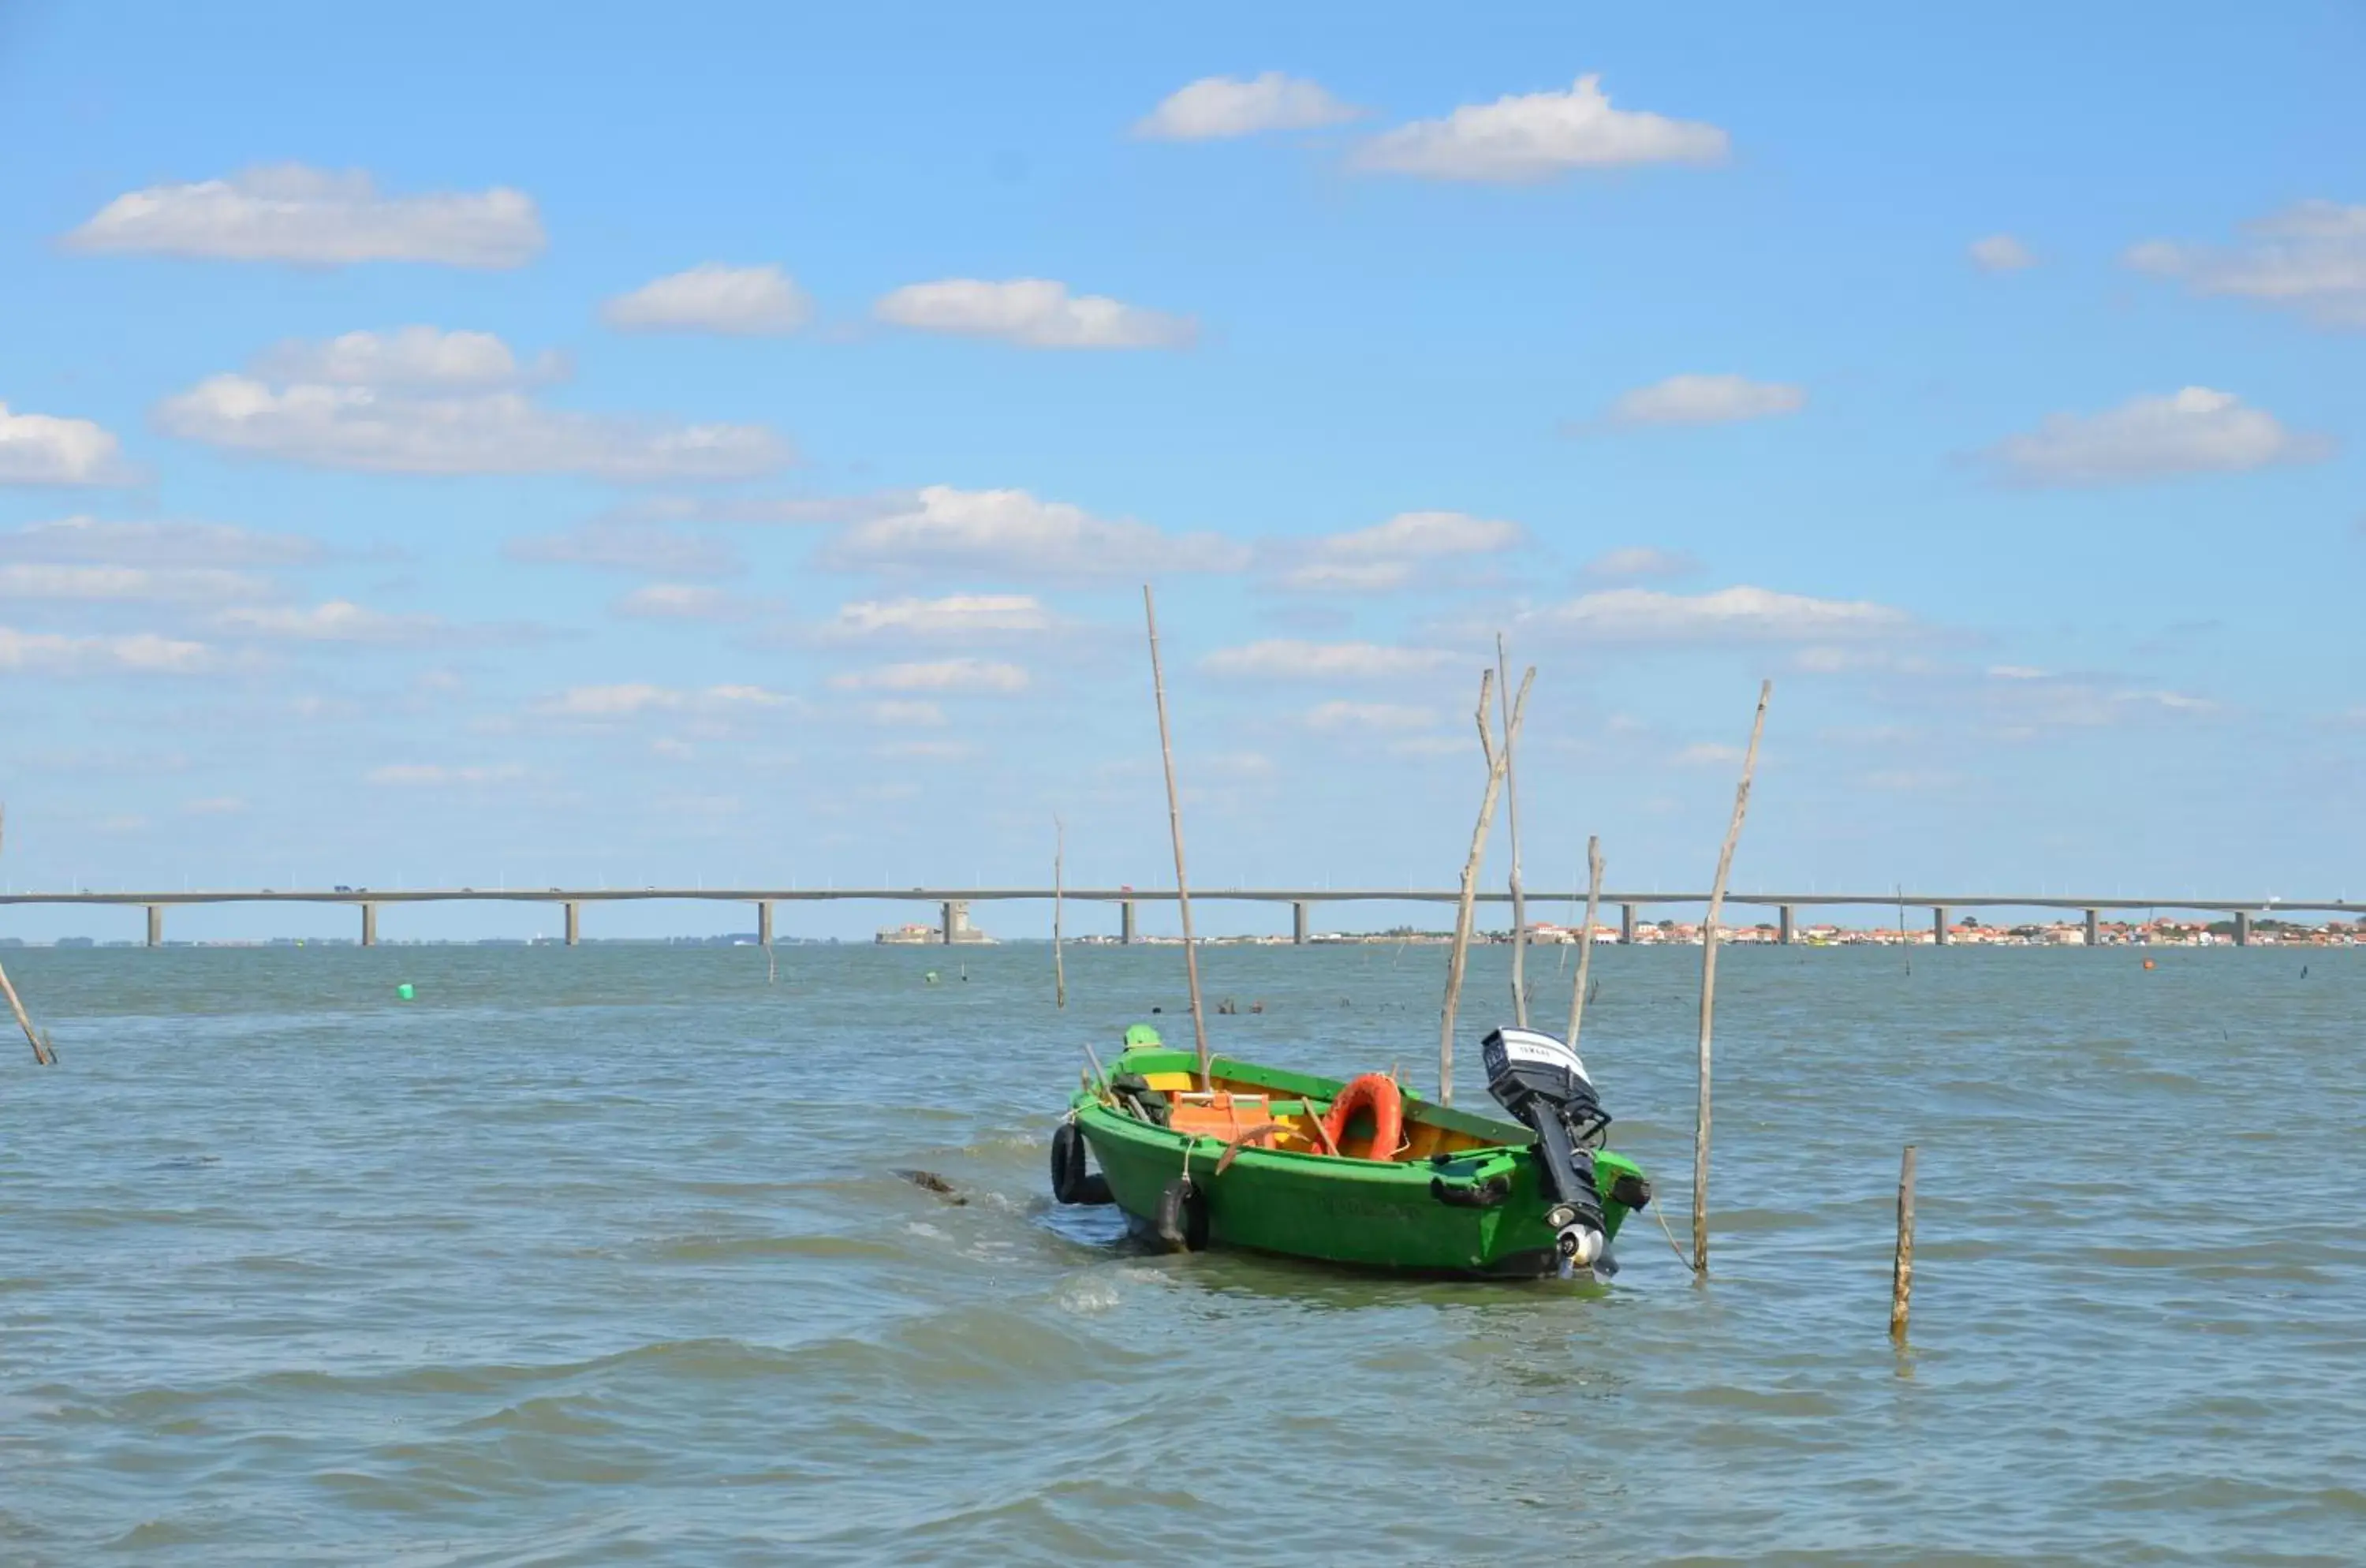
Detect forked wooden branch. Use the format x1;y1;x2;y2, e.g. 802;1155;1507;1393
1439;663;1533;1105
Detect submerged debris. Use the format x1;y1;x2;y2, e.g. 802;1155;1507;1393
894;1169;968;1205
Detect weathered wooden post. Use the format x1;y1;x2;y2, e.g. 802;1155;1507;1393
0;806;58;1065
1497;635;1530;1028
1694;680;1771;1278
1566;835;1603;1048
1052;817;1067;1010
1890;1144;1918;1339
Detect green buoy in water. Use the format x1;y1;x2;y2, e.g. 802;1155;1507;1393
397;983;416;1001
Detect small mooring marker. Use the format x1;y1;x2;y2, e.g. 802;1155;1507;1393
1890;1144;1917;1341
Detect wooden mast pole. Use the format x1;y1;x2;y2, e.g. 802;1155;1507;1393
1142;586;1211;1089
1497;634;1530;1029
1693;679;1771;1277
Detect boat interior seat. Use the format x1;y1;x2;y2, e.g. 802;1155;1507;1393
1166;1092;1327;1152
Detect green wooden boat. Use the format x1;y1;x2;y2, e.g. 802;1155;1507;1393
1050;1035;1652;1279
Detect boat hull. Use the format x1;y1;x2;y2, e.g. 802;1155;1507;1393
1070;1050;1644;1279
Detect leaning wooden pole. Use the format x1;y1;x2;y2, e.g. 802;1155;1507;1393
0;807;56;1066
1052;816;1068;1010
0;958;50;1066
1693;678;1771;1277
1566;834;1603;1047
1890;1144;1918;1340
1497;634;1530;1028
1439;664;1532;1106
1141;585;1211;1089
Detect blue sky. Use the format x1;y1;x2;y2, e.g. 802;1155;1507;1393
2;1;2360;940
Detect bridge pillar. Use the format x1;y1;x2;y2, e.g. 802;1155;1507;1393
1121;900;1137;945
360;903;377;947
2234;910;2252;947
1620;903;1638;945
564;901;580;946
1292;901;1310;945
1932;907;1950;945
942;900;971;944
2085;908;2100;947
144;904;162;947
1778;905;1795;945
756;900;774;946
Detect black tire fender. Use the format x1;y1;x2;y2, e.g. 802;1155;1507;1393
1050;1123;1111;1205
1152;1176;1207;1252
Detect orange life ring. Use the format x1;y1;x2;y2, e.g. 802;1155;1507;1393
1323;1073;1405;1161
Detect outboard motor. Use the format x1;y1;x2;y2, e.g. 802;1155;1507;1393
1481;1026;1610;1268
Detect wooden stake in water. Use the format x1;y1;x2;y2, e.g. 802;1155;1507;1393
1497;635;1530;1029
0;807;57;1066
1891;1144;1918;1339
1052;816;1068;1010
1440;663;1532;1106
1142;585;1210;1089
1566;834;1603;1048
1693;679;1771;1277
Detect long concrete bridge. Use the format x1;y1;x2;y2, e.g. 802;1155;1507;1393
1;887;2352;949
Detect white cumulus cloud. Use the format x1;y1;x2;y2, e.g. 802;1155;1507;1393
0;563;271;603
65;165;544;267
1356;73;1728;182
0;401;131;486
1983;387;2331;487
211;599;443;643
2127;201;2366;328
1969;234;2036;272
604;263;812;335
1607;373;1806;427
864;700;948;727
819;485;1248;578
0;625;218;674
255;326;556;388
535;683;788;719
157;375;786;481
1202;640;1459;681
818;593;1055;639
610;583;760;622
829;658;1030;694
1274;510;1524;593
0;516;323;566
1520;586;1912;645
1134;73;1360;140
875;279;1196;349
1579;546;1702;584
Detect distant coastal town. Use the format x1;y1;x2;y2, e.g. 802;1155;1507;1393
5;914;2357;951
1088;914;2364;949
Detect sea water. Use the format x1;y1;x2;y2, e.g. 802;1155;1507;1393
3;943;2360;1563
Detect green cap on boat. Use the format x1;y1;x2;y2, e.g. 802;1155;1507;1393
1122;1023;1162;1048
